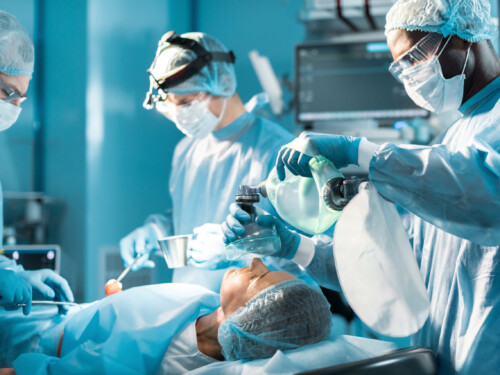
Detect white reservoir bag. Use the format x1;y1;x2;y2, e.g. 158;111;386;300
333;182;430;337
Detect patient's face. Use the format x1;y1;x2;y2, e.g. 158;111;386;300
219;258;296;317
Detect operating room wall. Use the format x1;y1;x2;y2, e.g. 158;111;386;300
194;0;305;133
83;0;191;301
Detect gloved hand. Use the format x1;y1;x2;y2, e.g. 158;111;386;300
120;223;159;271
276;132;363;181
187;223;231;270
222;203;301;259
21;269;74;314
0;269;32;315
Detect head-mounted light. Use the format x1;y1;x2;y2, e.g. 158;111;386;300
144;31;236;109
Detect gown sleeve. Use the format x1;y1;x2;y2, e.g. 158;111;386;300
369;125;500;246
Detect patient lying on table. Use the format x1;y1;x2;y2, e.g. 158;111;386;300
1;258;331;375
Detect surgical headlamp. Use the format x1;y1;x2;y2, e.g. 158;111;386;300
144;31;236;109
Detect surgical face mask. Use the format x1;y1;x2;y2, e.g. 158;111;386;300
156;94;227;139
0;100;21;132
400;37;471;114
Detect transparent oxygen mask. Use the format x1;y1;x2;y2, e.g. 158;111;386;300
225;185;281;260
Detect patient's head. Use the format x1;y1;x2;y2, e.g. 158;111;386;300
218;258;331;361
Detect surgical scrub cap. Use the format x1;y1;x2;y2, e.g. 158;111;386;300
0;11;34;77
218;279;331;361
385;0;497;42
151;32;236;97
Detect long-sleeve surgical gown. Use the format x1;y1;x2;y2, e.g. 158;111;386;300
302;77;500;375
168;111;302;291
369;77;500;375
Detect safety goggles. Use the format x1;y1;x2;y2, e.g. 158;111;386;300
389;33;444;82
0;76;27;104
155;92;210;120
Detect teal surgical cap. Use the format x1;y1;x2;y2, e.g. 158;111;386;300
150;32;236;97
385;0;498;42
0;11;34;77
218;279;331;361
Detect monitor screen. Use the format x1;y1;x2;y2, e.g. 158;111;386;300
1;245;60;273
295;39;427;123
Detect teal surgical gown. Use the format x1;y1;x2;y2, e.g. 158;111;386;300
301;77;500;375
368;77;500;374
12;284;221;375
168;112;297;291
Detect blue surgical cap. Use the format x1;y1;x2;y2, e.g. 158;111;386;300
0;11;34;77
218;279;331;361
385;0;498;42
150;32;236;97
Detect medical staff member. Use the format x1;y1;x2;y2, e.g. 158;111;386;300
0;11;73;315
223;0;500;373
119;31;298;292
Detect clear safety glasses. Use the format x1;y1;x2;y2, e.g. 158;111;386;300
0;76;27;104
155;92;210;120
389;33;444;82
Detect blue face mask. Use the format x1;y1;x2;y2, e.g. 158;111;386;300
0;99;21;131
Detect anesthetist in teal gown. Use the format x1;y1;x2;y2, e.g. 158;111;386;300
224;1;500;374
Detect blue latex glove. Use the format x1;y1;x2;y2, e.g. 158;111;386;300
222;203;300;259
120;223;158;271
187;223;232;270
276;132;363;181
0;269;32;315
21;269;74;314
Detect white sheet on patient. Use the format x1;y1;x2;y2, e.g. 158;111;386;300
157;320;217;375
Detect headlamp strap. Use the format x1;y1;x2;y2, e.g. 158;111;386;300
147;31;236;92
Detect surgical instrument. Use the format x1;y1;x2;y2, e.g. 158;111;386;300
105;251;142;296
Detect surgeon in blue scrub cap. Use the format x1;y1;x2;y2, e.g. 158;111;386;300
0;11;73;316
223;1;500;374
119;31;310;292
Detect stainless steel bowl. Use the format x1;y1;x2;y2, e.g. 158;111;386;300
158;234;191;268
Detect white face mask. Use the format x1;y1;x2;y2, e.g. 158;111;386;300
0;100;21;132
401;38;471;114
157;95;227;139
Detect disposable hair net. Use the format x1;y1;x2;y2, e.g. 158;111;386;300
0;11;34;77
218;279;331;361
150;32;236;97
385;0;497;42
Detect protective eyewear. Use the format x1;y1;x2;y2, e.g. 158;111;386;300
144;31;236;109
156;92;210;119
389;33;444;82
0;76;27;104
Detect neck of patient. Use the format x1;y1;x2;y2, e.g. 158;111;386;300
195;307;225;360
